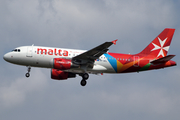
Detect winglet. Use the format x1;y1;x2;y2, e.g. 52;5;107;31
112;39;118;45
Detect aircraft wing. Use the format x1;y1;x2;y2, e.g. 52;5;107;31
150;55;175;64
72;39;117;65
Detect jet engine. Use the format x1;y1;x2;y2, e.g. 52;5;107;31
50;58;79;70
51;69;76;80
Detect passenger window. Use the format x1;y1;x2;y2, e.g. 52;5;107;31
18;49;20;52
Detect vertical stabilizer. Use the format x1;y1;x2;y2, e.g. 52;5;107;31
138;28;175;59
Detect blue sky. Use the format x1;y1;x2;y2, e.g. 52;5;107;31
1;0;180;120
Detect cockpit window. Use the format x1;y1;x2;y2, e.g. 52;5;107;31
12;49;17;52
12;49;21;52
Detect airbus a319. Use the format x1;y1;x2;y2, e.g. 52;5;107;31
3;28;176;86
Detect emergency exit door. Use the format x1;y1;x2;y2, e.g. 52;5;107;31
133;56;139;67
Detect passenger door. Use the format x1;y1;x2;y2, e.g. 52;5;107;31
26;46;33;57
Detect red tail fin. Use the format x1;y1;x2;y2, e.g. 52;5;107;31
139;28;175;59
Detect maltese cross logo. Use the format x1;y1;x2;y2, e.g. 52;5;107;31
151;37;169;57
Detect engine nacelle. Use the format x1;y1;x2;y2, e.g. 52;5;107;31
50;58;79;70
51;69;76;80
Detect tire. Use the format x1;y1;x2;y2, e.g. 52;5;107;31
25;73;30;77
80;80;87;86
83;73;89;80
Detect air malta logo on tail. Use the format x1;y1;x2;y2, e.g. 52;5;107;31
138;28;175;58
151;37;169;58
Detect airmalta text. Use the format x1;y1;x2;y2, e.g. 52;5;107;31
37;48;68;56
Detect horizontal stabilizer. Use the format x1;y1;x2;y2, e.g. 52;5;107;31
150;55;175;64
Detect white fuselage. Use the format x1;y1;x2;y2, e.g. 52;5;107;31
3;46;116;74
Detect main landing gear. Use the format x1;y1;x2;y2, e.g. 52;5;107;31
25;66;31;78
80;73;89;86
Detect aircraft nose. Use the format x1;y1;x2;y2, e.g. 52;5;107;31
3;54;7;60
3;53;11;62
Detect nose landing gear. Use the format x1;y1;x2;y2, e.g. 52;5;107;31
25;66;31;78
80;73;89;86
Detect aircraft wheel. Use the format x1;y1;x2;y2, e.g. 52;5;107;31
25;73;30;77
83;73;89;80
80;80;87;86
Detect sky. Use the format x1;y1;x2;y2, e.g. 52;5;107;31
1;0;180;120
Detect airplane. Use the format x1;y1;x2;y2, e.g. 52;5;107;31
3;28;177;86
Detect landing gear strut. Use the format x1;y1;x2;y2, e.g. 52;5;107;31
25;66;31;78
80;73;89;86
